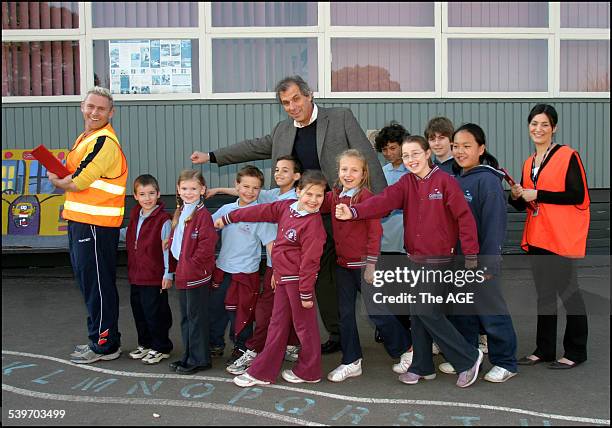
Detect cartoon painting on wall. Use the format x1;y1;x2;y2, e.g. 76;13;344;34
2;149;67;236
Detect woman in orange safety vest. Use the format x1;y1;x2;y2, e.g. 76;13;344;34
509;104;589;370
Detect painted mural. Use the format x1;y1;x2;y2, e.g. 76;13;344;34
2;149;67;236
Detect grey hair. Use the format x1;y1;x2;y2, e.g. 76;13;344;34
274;75;313;103
84;86;114;109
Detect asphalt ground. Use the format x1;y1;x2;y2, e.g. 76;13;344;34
2;264;610;426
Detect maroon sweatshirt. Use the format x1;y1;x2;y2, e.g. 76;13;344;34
126;202;171;286
349;166;479;263
222;200;326;301
168;203;218;290
321;187;382;268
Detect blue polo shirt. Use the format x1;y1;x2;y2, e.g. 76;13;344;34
213;201;276;274
257;188;298;267
381;162;409;253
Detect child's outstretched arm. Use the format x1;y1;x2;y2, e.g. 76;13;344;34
337;179;406;221
206;187;238;199
221;201;282;225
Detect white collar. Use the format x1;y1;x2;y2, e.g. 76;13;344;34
339;187;360;198
290;201;316;216
293;104;318;128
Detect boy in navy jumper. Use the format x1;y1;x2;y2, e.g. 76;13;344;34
215;170;328;386
210;166;276;366
122;174;173;364
424;117;455;175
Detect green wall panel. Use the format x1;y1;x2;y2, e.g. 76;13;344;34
2;99;609;194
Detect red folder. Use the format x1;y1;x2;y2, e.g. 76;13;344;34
500;168;537;211
31;145;71;178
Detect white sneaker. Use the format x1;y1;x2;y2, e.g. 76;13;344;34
71;344;90;358
281;369;320;384
478;335;488;354
70;347;122;364
439;362;456;374
284;345;300;362
432;342;440;355
129;346;152;360
233;372;270;387
392;350;413;374
141;350;170;365
226;349;257;375
484;365;517;383
327;359;362;382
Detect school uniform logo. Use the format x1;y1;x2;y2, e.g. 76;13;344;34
464;190;473;202
284;228;297;242
191;228;199;239
238;223;253;234
429;189;443;200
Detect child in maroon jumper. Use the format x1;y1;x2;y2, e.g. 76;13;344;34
124;174;173;365
214;170;328;386
166;170;218;375
320;150;412;382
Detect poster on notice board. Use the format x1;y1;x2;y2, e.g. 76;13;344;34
109;39;192;94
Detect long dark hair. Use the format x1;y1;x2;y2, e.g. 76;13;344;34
452;123;499;169
528;104;558;127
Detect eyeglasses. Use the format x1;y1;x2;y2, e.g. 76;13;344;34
402;151;426;160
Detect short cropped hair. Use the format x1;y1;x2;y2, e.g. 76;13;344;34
84;86;114;109
236;165;265;187
274;75;313;103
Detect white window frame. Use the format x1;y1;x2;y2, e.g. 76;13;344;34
1;2;609;102
555;2;610;98
324;2;441;98
1;2;87;103
204;2;323;100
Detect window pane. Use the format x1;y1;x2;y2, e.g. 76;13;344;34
331;2;434;26
447;39;548;92
212;38;317;93
331;39;435;92
2;2;79;29
448;2;548;27
92;2;198;27
2;41;80;96
561;2;610;28
212;2;317;27
93;40;200;94
561;40;610;92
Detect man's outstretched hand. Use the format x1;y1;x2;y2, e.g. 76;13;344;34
190;151;210;164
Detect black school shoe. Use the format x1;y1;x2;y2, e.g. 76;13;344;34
169;360;186;372
175;363;213;375
321;339;341;354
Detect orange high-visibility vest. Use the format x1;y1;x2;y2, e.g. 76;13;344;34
63;124;128;228
520;145;590;257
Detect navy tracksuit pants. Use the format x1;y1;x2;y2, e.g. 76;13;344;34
68;221;121;354
130;285;173;354
336;266;411;365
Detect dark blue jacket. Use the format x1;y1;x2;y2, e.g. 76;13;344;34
456;165;507;273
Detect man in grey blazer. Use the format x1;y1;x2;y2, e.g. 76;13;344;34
191;75;386;354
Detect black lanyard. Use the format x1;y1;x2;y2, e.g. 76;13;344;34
530;143;555;187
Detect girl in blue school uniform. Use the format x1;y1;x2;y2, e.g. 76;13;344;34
440;123;518;383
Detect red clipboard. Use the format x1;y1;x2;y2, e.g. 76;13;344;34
500;168;537;211
31;145;71;178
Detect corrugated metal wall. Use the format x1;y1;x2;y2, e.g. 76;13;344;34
2;99;609;194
